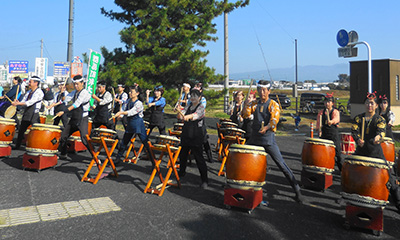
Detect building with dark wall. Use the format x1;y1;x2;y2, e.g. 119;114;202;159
350;59;400;125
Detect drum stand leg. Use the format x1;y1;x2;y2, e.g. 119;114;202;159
344;204;384;236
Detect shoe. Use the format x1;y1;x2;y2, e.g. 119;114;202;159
295;194;304;204
12;145;20;150
200;182;208;189
179;171;186;178
59;154;67;160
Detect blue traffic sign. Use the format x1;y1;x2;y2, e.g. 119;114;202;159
337;29;349;47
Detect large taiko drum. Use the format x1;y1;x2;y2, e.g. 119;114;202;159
26;123;62;154
341;155;390;208
219;118;232;123
340;132;355;155
91;128;117;143
39;113;46;124
226;144;267;190
381;137;395;166
301;138;336;174
0;118;16;145
71;120;93;137
153;135;180;152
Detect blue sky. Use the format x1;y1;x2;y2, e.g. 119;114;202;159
1;0;399;78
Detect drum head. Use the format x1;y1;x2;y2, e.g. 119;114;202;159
229;144;267;156
304;137;335;146
157;134;179;141
345;155;389;168
32;123;61;130
93;128;117;134
0;118;16;124
382;137;394;143
4;106;16;119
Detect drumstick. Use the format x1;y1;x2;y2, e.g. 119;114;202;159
4;95;13;103
361;117;365;141
319;114;322;135
260;121;264;131
16;85;20;101
326;109;330;123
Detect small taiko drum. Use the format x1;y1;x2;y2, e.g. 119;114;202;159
0;118;16;145
301;138;336;174
173;123;184;132
71;120;93;137
153;135;180;152
341;155;390;208
39;113;46;124
91;128;117;143
226;144;267;190
26;123;62;154
340;133;355;155
220;121;238;129
381;137;395;166
219;118;232;123
221;127;245;138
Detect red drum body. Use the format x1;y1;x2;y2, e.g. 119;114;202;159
0;118;16;144
340;133;355;155
226;144;267;190
301;138;336;174
26;124;62;154
381;137;395;165
39;114;46;124
341;155;390;208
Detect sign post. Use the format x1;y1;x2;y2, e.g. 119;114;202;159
86;50;101;107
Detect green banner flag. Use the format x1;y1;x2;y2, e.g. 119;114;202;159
86;50;101;107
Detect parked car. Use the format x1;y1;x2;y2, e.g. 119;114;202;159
270;93;291;109
300;93;325;113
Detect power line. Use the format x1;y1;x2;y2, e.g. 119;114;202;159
254;29;273;82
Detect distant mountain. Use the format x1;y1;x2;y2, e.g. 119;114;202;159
229;63;349;83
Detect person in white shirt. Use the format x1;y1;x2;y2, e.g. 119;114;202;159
12;76;44;150
47;82;69;127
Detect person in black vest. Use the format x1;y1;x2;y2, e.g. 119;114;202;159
91;81;115;130
47;82;69;127
41;84;54;115
351;92;400;213
12;76;44;150
177;88;209;188
316;93;343;171
113;85;154;165
1;76;22;129
145;85;166;136
229;90;244;127
113;84;128;129
56;75;91;159
378;94;395;139
242;80;303;203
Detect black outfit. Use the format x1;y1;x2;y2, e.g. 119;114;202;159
5;83;21;129
15;89;42;149
113;92;127;130
179;103;208;184
320;108;343;171
351;113;400;211
242;118;253;141
380;111;394;139
147;98;166;135
53;91;68;127
229;102;244;128
59;90;90;156
93;92;115;130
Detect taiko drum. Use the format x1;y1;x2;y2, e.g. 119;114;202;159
341;155;390;208
381;137;395;164
0;118;16;143
26;123;62;154
340;132;355;155
226;144;267;190
301;138;336;174
39;114;46;124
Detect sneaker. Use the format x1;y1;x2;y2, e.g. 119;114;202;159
59;154;67;160
200;182;208;189
295;194;304;204
179;171;186;178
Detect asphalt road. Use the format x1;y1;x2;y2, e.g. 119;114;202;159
0;116;399;240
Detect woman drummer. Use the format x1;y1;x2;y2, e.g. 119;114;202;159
351;92;400;212
177;88;208;188
316;93;342;171
378;94;395;139
145;85;166;136
229;90;244;127
114;85;154;166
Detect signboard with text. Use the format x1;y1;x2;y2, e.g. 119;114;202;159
9;60;28;73
71;56;83;79
54;61;70;78
85;50;101;107
35;57;48;80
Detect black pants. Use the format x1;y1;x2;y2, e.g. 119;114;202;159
179;145;208;183
148;124;166;136
53;111;68;127
59;116;89;155
15;115;39;148
93;119;115;130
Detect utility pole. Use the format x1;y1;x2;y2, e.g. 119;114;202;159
223;11;229;113
40;39;43;58
295;39;298;114
67;0;74;64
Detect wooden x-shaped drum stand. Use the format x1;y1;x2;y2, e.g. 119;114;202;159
123;129;151;164
144;143;181;196
81;135;119;185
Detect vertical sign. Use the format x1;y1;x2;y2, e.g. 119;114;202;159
35;58;48;80
86;50;101;106
70;56;83;79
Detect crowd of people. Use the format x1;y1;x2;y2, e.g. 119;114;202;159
1;75;400;210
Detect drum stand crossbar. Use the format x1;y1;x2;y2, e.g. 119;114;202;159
123;129;150;164
144;143;181;197
218;134;246;176
81;135;119;185
344;204;384;236
301;170;333;191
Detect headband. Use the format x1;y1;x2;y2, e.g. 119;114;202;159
30;76;41;82
257;83;270;89
379;94;388;101
72;76;84;83
366;91;377;100
183;83;191;88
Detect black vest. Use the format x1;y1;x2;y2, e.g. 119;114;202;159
94;92;111;124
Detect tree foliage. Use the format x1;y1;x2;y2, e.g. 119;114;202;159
99;0;249;90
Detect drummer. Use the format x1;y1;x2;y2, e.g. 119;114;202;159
56;75;91;159
178;83;191;109
242;80;304;203
176;88;208;188
145;85;166;136
229;90;244;128
113;84;128;129
378;94;395;139
316;93;342;171
114;85;154;166
47;82;69;127
12;76;44;150
91;81;115;130
351;92;400;212
1;76;22;128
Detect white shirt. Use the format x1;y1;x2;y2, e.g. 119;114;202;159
22;88;44;113
95;91;113;111
66;89;91;117
126;99;144;118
